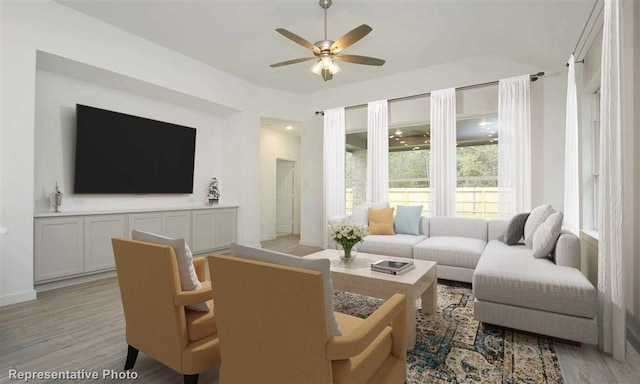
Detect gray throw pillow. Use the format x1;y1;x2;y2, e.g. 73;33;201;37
532;211;564;259
524;204;555;248
498;212;529;245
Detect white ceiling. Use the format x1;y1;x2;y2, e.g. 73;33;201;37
55;0;594;94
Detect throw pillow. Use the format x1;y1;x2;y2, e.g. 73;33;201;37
524;204;556;248
394;205;423;235
532;211;564;259
351;206;369;226
498;212;530;245
351;202;390;227
230;243;342;337
368;207;395;235
131;229;209;312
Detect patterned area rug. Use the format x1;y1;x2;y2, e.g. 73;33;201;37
333;280;564;384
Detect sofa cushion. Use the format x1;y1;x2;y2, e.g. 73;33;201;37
368;208;395;235
498;212;529;245
473;240;597;318
131;229;209;312
532;211;563;258
358;234;427;259
487;219;509;241
230;243;342;337
429;217;488;241
352;202;389;227
413;236;486;269
524;204;555;248
394;205;423;235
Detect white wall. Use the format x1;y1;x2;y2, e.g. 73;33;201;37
623;0;640;352
300;54;563;247
34;69;223;213
537;72;567;211
260;127;301;240
0;0;301;305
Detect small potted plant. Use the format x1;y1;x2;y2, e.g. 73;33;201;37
207;177;220;204
328;220;368;262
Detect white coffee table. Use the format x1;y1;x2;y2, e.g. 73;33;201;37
307;249;437;349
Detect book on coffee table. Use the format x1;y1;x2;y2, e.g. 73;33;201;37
371;260;415;275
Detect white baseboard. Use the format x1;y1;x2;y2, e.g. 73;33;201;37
35;270;117;293
0;289;37;307
299;240;323;248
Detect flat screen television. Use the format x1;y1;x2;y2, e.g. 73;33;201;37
73;104;197;194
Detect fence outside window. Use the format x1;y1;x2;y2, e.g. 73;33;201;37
346;187;500;218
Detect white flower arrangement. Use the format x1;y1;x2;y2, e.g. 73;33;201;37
328;220;368;252
207;177;220;200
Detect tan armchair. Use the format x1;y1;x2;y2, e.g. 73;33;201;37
208;254;407;384
112;238;221;384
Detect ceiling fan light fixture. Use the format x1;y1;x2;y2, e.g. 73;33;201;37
312;57;340;76
311;61;323;74
272;0;384;81
327;60;340;74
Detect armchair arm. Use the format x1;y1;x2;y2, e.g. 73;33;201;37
174;281;213;306
326;293;406;360
193;257;206;282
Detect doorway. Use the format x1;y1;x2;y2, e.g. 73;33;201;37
276;159;296;236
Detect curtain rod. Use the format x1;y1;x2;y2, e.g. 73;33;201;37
572;0;600;55
314;72;545;116
574;0;604;60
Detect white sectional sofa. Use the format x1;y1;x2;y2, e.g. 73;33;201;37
327;214;598;344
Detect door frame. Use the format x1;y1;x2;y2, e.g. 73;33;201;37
274;157;299;236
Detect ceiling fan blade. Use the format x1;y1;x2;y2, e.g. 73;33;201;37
276;28;320;53
334;54;385;66
330;24;372;54
270;57;316;68
321;68;333;82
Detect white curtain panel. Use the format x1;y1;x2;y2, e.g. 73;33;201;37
564;54;580;235
497;75;531;217
429;88;457;216
598;0;625;360
323;107;346;248
366;100;389;204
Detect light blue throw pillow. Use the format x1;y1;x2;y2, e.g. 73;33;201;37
394;205;423;235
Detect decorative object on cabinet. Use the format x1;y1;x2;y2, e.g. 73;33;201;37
52;182;64;212
207;177;220;204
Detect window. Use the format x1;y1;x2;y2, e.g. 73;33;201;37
455;115;499;217
454;85;499;217
592;90;600;230
388;126;431;215
387;97;431;215
345;108;367;213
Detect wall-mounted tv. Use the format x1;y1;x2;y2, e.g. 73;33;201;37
73;104;197;194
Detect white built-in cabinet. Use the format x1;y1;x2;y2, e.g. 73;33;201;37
34;206;238;284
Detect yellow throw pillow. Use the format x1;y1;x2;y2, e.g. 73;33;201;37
368;207;395;235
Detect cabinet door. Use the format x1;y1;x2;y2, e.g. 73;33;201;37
215;209;237;249
35;217;84;282
162;211;191;243
191;211;216;253
84;214;126;272
128;213;162;237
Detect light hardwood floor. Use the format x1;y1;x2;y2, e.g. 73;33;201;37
1;234;638;383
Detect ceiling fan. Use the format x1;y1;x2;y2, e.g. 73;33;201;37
270;0;385;81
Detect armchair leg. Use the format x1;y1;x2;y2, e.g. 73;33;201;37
124;345;139;370
184;374;199;384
